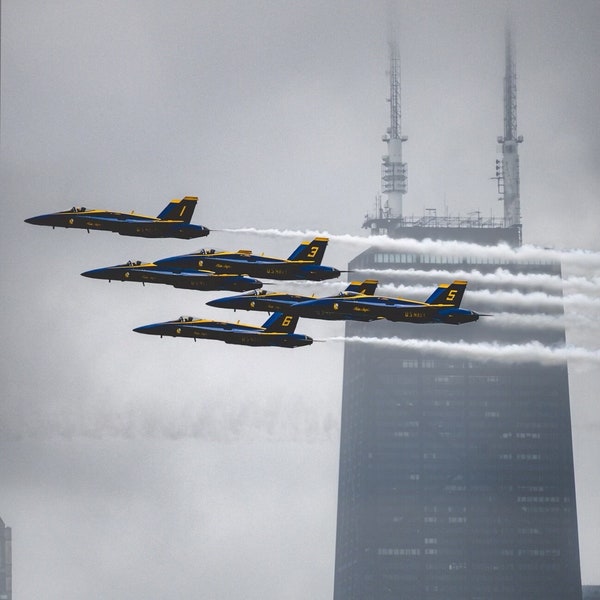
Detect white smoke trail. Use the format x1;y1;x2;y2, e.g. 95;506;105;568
471;289;600;311
479;312;574;330
327;336;600;367
354;267;600;296
221;228;600;270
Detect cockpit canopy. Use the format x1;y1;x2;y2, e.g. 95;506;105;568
69;206;87;213
126;260;143;266
196;248;217;255
177;316;195;323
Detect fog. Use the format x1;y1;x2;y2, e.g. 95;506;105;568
1;1;599;597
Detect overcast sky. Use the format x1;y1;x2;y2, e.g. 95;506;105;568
1;1;599;598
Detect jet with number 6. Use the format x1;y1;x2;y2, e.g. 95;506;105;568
133;312;312;348
287;280;483;324
153;237;341;281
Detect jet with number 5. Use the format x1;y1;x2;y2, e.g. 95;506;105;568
155;237;341;281
133;312;312;348
206;280;379;314
25;196;209;239
288;280;483;324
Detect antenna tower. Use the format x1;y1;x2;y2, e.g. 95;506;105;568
495;19;523;228
381;35;408;218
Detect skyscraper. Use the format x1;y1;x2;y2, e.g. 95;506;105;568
333;21;582;600
0;518;11;600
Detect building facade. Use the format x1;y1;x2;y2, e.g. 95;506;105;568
0;518;11;600
583;586;600;599
333;226;582;599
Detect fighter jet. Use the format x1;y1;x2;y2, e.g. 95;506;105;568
82;260;262;292
133;313;312;348
206;280;379;314
154;237;340;281
25;196;209;239
288;280;482;324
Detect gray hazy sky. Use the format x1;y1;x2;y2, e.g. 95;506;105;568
1;1;599;597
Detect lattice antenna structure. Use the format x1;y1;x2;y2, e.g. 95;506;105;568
381;35;408;218
495;18;523;227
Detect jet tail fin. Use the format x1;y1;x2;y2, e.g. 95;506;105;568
262;313;300;333
345;279;378;295
287;237;328;264
157;196;198;223
425;280;467;307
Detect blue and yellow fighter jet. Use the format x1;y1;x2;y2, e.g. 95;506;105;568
25;196;209;239
82;260;262;292
153;237;340;281
287;280;482;324
133;313;312;348
206;280;378;314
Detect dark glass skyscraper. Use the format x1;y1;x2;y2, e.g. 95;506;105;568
0;517;11;600
332;228;582;599
333;16;581;599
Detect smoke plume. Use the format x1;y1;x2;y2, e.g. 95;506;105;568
328;336;600;367
221;228;600;271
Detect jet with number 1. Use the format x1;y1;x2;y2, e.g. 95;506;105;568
133;313;312;348
156;237;341;281
25;196;209;239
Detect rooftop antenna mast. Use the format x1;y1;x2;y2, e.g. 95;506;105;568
496;17;523;229
381;8;408;218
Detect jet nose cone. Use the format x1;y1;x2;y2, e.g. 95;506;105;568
206;297;234;308
134;322;178;336
25;215;43;225
81;267;108;279
133;323;162;335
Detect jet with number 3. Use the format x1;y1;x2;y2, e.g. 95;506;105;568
154;237;341;281
133;312;312;348
287;280;483;324
25;196;209;239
